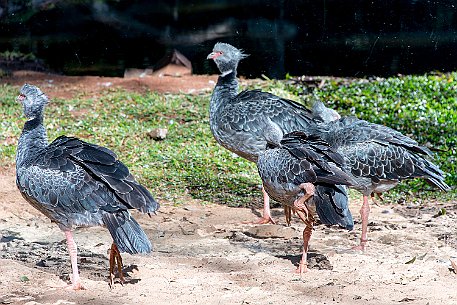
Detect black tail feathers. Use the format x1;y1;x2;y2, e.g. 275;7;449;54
314;185;354;230
102;211;152;254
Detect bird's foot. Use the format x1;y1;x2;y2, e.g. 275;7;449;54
370;193;384;207
351;239;368;251
292;183;315;220
351;245;365;251
56;280;85;291
293;199;307;212
70;280;85;291
294;260;309;276
109;271;126;288
242;216;276;225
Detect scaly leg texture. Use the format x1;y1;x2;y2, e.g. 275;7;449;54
293;183;315;212
295;212;314;275
352;195;370;251
109;243;126;288
64;230;84;290
292;183;315;275
244;187;276;224
285;182;315;226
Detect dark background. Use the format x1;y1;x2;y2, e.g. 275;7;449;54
1;0;457;78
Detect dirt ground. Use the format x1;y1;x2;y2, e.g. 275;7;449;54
2;69;218;99
1;71;456;305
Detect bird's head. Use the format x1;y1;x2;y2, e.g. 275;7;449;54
17;84;49;120
207;42;248;76
311;100;341;123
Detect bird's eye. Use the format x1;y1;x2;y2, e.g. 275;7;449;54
17;94;26;101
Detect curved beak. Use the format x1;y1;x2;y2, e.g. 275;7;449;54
17;94;26;103
207;52;220;60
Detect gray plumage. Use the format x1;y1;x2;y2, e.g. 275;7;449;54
258;132;354;229
311;99;341;123
208;42;318;162
306;116;450;195
208;42;352;227
16;84;159;255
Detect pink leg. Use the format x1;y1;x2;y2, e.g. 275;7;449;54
295;210;314;275
64;230;84;290
291;183;316;275
244;187;276;224
352;195;370;251
293;183;315;212
284;183;315;226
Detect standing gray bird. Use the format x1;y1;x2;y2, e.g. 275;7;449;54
305;116;450;249
15;84;159;290
259;118;449;270
207;42;350;227
208;42;449;251
257;131;354;273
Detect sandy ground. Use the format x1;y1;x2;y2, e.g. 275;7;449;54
2;69;218;99
1;169;457;305
1;71;457;305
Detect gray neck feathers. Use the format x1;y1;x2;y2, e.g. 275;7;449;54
16;116;48;167
210;70;239;115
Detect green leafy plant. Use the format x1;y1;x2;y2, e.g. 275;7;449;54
1;73;455;207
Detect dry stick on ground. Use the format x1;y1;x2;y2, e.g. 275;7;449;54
450;260;457;274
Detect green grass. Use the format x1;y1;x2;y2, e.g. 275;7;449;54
282;72;456;202
0;85;261;206
0;72;455;207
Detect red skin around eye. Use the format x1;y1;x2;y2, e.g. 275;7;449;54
211;52;223;59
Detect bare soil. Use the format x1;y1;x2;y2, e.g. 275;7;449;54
1;71;456;305
2;69;218;99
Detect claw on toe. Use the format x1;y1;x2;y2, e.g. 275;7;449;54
351;245;365;251
61;280;85;291
292;182;315;218
71;281;85;291
370;192;384;207
351;239;368;251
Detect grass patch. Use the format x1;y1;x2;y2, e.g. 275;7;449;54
0;73;455;207
282;73;456;202
0;85;261;206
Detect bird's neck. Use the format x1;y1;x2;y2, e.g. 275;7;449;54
210;70;239;114
16;116;48;168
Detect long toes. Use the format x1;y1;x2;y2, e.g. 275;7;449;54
119;273;126;285
63;281;85;291
351;244;366;251
109;274;115;289
242;216;276;225
293;262;309;275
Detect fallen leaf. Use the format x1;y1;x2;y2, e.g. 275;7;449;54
399;297;415;302
405;256;416;264
19;275;29;282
